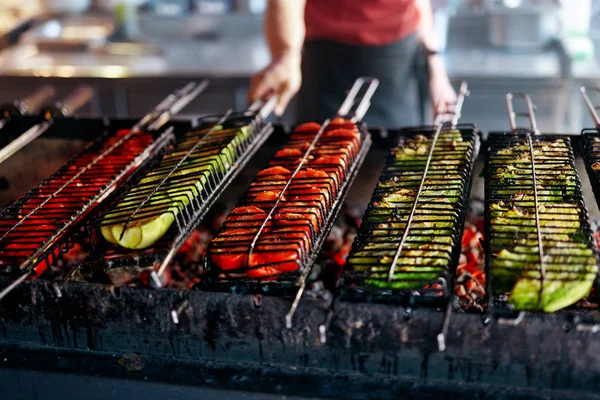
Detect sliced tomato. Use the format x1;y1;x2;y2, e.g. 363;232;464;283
254;191;284;202
294;122;321;133
313;155;347;169
276;209;321;233
325;128;360;139
257;166;291;176
231;206;265;215
248;248;300;273
210;251;248;271
331;117;347;125
296;168;328;179
275;148;304;158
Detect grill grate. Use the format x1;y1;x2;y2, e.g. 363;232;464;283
204;120;372;292
0;128;172;280
341;125;478;305
203;79;377;294
202;78;378;327
580;87;600;222
0;82;207;301
485;93;599;316
340;82;477;308
79;99;277;287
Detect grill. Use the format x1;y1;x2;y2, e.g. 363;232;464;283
4;81;600;399
79;98;277;289
0;82;207;300
485;93;599;319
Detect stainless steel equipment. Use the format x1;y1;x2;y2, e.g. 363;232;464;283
487;0;561;51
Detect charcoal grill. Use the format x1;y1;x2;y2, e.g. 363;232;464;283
3;82;600;399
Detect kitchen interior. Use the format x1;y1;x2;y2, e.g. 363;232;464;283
0;0;597;130
2;0;600;399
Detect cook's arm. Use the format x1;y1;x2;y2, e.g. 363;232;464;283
248;0;306;116
416;0;456;115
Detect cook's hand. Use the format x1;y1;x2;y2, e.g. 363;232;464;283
248;54;302;117
428;55;457;120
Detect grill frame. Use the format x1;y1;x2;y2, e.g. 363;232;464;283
340;124;481;307
484;131;600;322
201;123;373;296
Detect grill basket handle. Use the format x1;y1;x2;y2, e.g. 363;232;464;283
248;95;278;120
336;77;379;123
433;81;469;128
505;92;539;134
55;85;94;117
580;86;600;129
19;85;56;115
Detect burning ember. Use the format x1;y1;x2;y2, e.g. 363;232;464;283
454;223;486;312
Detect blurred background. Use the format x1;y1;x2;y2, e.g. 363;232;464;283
0;0;599;132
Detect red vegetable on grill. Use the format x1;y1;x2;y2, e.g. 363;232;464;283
0;130;154;275
208;120;360;279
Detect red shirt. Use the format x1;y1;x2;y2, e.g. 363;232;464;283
305;0;421;47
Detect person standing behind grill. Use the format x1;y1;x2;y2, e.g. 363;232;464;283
248;0;456;127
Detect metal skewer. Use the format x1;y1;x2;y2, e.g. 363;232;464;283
580;86;600;128
0;85;57;132
386;82;469;283
505;93;544;309
285;77;379;330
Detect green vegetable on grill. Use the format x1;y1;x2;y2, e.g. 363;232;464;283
101;125;251;249
344;129;476;292
488;136;598;312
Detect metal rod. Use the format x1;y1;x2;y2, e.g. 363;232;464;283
386;82;469;282
433;81;469;128
506;93;539;134
133;81;207;132
336;77;380;122
0;121;51;164
248;120;331;261
580;86;600;128
437;303;453;352
147;80;209;131
0;86;93;165
526;132;546;309
248;95;278;121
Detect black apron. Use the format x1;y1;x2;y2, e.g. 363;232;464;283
296;33;429;128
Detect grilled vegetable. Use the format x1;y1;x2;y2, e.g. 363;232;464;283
487;135;598;312
344;128;477;293
208;119;360;278
101;125;252;249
